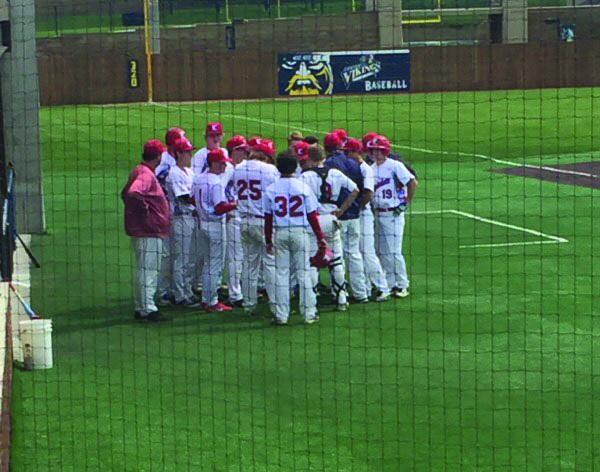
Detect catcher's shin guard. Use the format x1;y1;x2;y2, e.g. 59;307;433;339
328;257;346;305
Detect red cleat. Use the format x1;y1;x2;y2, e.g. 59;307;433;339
206;302;233;312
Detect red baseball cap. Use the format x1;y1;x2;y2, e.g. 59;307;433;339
332;128;348;141
341;138;362;153
143;139;166;156
258;139;275;158
172;137;195;153
293;141;311;161
226;135;247;153
207;148;230;164
205;122;223;136
165;127;186;147
323;132;341;149
366;135;391;154
362;132;378;149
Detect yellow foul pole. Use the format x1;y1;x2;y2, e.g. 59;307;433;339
143;0;154;102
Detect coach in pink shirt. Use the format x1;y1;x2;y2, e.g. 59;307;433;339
122;139;171;322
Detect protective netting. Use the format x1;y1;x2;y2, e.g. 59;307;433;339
4;0;600;470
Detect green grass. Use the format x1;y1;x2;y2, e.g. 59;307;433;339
10;88;600;470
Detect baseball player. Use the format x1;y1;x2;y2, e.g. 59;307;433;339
122;139;170;322
263;150;327;325
324;132;369;303
164;137;201;307
193;149;237;312
299;144;359;310
368;135;417;298
293;140;310;177
363;131;418;179
191;122;229;292
288;130;304;150
233;139;280;315
342;138;390;301
156;127;186;305
223;135;248;307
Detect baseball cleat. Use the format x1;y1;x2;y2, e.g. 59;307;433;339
244;307;257;317
143;311;170;322
392;287;409;298
304;316;319;325
376;292;391;302
270;318;288;326
230;300;244;308
353;297;369;304
336;303;349;312
156;292;176;306
206;302;233;312
176;298;202;308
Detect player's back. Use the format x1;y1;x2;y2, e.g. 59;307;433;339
234;160;279;217
265;177;317;228
300;167;356;215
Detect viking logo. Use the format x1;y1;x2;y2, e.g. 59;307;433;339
280;54;334;96
341;55;382;89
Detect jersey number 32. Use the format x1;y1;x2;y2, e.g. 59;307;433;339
274;196;303;217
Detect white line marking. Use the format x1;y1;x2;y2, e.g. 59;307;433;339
411;208;568;248
459;240;565;249
449;210;568;243
218;113;599;177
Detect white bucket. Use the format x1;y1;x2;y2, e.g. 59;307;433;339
19;319;53;370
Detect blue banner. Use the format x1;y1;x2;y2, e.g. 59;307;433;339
277;50;410;96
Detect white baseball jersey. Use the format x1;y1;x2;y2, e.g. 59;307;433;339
370;158;414;210
264;177;318;227
359;161;375;211
165;166;196;215
193;172;227;222
299;166;357;215
155;151;176;178
233;160;280;217
192;147;229;176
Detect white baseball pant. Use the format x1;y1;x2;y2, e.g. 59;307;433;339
240;217;276;311
197;219;226;307
273;227;317;323
375;211;409;290
157;233;173;296
360;208;390;295
309;214;347;305
339;218;368;300
170;214;196;303
226;215;243;303
132;236;163;316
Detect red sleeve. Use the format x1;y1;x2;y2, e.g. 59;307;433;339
264;213;274;245
307;211;324;242
214;201;236;216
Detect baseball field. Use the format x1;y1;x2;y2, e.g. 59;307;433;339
9;88;600;470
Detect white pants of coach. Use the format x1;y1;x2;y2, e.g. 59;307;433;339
339;218;368;300
198;219;226;306
375;212;409;290
309;214;347;305
226;215;243;303
360;209;390;295
274;227;317;322
170;214;196;303
240;217;276;311
132;237;163;316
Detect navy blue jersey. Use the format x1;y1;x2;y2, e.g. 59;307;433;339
325;151;363;220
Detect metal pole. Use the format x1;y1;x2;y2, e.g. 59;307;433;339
143;0;154;102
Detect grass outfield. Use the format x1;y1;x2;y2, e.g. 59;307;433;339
10;88;600;471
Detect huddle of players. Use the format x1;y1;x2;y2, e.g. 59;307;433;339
156;122;417;325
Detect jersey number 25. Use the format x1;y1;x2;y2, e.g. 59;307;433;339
237;179;261;200
274;196;303;217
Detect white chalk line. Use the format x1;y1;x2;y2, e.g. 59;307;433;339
411;209;568;249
